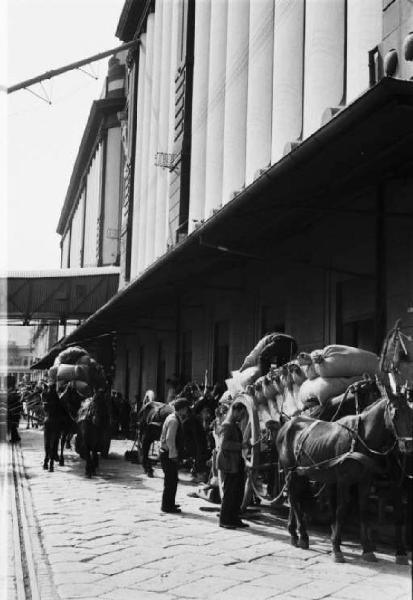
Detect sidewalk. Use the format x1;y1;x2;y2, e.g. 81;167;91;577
14;426;412;600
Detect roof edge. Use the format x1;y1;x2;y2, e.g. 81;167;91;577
57;96;125;235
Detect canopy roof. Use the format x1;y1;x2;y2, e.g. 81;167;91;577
33;77;413;362
2;267;120;323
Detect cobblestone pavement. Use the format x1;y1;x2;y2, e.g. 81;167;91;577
11;427;412;600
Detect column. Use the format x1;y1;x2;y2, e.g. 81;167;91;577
204;0;228;219
130;35;147;279
271;0;304;163
245;0;274;185
303;0;346;138
145;3;164;268
188;0;212;232
166;0;182;245
221;0;249;206
137;14;155;273
347;0;382;103
154;0;173;259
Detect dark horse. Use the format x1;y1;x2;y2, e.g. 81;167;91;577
76;390;111;477
276;389;413;563
42;384;78;472
137;400;209;478
43;346;107;475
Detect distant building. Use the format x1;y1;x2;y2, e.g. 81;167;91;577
41;0;413;402
0;337;36;387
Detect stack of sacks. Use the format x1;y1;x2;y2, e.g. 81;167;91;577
271;363;306;416
225;332;298;398
52;346;106;398
297;344;379;406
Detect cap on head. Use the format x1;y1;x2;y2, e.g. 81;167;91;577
173;397;191;411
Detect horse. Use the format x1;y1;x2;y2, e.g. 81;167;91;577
76;390;112;477
276;389;413;563
43;345;107;474
137;398;209;478
42;384;78;472
22;385;45;429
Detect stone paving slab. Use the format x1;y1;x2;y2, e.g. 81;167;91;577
14;427;413;600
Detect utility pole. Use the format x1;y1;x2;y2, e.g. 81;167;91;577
7;40;138;94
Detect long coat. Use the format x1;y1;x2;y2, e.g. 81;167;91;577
217;421;243;474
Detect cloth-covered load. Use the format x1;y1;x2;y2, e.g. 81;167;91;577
240;333;298;372
51;346;106;398
311;345;379;378
298;375;361;406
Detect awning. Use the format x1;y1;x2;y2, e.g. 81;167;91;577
2;267;120;322
45;77;413;347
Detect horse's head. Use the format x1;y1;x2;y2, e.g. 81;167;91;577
386;394;413;454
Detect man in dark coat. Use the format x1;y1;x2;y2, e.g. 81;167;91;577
217;401;249;529
7;386;22;443
159;397;190;513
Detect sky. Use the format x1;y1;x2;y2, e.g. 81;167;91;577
6;0;126;271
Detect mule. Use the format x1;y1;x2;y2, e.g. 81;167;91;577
276;391;413;562
42;384;79;472
23;387;45;429
76;390;111;478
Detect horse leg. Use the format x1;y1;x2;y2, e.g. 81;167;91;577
43;427;49;470
49;432;59;472
85;449;93;478
296;478;310;549
93;450;99;474
287;474;299;546
59;433;65;466
142;434;154;476
330;483;350;563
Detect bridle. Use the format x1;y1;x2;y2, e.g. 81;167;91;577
383;396;413;453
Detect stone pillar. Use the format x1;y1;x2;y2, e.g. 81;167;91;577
347;0;382;103
271;0;304;163
188;0;212;232
303;0;346;138
154;0;173;260
245;0;274;185
204;0;228;220
137;14;155;274
222;0;249;205
145;3;163;268
166;0;182;245
130;38;147;279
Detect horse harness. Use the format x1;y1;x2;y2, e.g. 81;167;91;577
292;417;378;475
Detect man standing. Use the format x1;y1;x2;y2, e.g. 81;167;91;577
7;384;22;443
159;397;190;513
217;401;249;529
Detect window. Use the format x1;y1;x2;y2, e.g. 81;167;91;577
213;321;230;387
181;330;192;383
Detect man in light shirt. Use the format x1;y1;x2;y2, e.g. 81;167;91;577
160;397;190;513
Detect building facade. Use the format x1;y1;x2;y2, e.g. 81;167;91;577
55;0;413;403
58;56;127;271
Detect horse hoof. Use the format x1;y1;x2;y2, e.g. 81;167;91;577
49;466;54;473
395;555;409;565
362;552;378;563
298;538;309;550
333;552;345;563
43;464;48;470
59;460;64;466
290;537;299;547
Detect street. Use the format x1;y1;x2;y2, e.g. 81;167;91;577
7;426;412;600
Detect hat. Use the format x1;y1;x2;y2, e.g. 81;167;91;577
173;397;191;411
